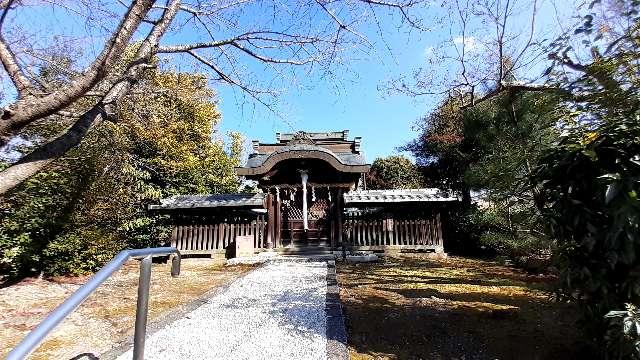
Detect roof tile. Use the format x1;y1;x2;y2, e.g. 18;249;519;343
343;189;457;204
148;193;265;210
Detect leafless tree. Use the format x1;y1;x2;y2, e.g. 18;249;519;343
388;0;575;107
390;0;638;114
0;0;425;194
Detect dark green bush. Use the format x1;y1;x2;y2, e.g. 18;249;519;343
533;117;640;346
0;69;242;281
42;228;124;276
471;206;554;259
606;304;640;360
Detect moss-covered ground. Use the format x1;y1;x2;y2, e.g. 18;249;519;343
337;254;593;360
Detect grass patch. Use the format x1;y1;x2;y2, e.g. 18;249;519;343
337;254;592;360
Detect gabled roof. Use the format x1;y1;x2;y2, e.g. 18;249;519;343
238;144;369;176
148;193;266;211
343;189;458;204
237;130;369;177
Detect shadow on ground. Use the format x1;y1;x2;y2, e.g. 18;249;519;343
337;255;595;360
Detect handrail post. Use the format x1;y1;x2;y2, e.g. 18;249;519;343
6;247;179;360
133;256;152;360
171;251;181;277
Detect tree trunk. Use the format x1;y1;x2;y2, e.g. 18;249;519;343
0;0;153;144
460;183;472;209
0;0;182;194
0;105;107;194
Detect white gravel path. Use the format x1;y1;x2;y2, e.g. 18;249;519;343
116;260;329;360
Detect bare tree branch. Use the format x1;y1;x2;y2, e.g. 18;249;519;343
158;31;330;66
0;104;107;194
187;49;277;111
0;0;424;192
460;81;563;109
0;0;33;97
388;0;559;109
0;0;183;194
158;39;237;53
359;0;422;29
0;0;154;142
314;0;372;48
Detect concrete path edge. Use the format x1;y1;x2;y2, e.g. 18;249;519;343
325;260;349;360
100;258;349;360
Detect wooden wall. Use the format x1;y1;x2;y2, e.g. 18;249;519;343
170;215;265;255
342;212;444;252
168;207;445;254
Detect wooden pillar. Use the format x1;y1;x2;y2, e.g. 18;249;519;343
274;195;281;248
300;171;309;230
436;212;445;253
336;188;344;249
266;193;274;249
383;214;391;246
329;188;336;249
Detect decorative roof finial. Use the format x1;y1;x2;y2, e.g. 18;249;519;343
289;131;315;145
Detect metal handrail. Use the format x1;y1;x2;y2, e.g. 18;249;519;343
6;247;181;360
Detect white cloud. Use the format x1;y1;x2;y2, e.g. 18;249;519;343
453;36;478;51
423;46;435;58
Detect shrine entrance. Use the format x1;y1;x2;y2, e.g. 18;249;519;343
236;131;369;252
280;186;332;246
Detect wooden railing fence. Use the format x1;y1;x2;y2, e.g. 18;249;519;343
170;212;443;254
171;215;265;254
343;213;443;251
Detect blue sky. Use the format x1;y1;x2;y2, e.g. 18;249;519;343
215;34;434;161
1;0;579;163
200;0;578;161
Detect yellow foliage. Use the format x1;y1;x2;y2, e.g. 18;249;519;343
115;69;241;195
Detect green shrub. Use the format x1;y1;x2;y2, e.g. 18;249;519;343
42;228;124;276
472;206;554;259
0;232;41;278
0;69;241;281
533;117;640;345
0;168;78;279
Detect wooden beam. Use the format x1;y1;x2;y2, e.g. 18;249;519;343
350;245;442;251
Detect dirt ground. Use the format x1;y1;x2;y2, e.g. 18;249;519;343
337;254;594;360
0;259;253;359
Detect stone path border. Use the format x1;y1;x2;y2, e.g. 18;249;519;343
325;260;348;360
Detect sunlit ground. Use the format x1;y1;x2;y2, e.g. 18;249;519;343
337;254;593;360
0;259;254;359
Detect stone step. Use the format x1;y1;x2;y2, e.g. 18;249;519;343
276;246;334;255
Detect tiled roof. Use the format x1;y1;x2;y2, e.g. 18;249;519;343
244;144;367;168
343;189;458;204
148;193;265;210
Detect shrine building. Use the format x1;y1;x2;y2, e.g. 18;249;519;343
149;130;457;256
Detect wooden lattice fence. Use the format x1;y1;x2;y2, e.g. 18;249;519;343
171;215;266;255
343;213;444;251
